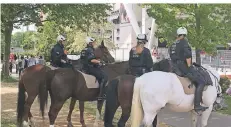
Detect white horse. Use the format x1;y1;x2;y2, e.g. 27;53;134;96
130;65;222;127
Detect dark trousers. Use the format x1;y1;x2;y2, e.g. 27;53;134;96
87;67;108;84
16;64;18;74
19;68;23;78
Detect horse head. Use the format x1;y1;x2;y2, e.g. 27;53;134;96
94;41;115;63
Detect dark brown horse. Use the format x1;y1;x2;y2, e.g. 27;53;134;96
16;41;115;127
104;59;172;127
38;60;129;127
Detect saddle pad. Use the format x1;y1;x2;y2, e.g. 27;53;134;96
78;71;99;88
48;65;59;70
177;76;208;95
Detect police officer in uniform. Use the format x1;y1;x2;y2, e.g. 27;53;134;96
169;27;208;113
80;37;108;100
129;34;153;77
51;35;68;68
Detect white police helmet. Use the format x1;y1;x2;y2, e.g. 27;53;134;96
57;35;66;42
177;27;187;35
137;34;148;43
86;37;96;44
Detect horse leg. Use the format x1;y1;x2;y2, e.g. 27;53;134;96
152;116;158;127
142;112;157;127
67;98;76;127
48;100;65;127
104;96;119;127
22;95;36;127
118;106;130;127
190;111;198;127
28;111;36;127
79;101;86;127
201;105;213;127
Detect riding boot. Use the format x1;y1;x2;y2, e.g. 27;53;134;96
98;79;106;100
194;84;208;113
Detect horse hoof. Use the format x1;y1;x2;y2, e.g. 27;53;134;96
67;122;74;127
29;119;36;127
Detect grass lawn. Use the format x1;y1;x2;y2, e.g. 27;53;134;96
218;95;231;115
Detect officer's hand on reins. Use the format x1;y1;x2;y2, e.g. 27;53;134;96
99;61;106;67
193;62;201;67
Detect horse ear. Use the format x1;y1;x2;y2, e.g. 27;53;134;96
101;40;105;47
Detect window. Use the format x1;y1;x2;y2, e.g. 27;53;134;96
116;29;120;34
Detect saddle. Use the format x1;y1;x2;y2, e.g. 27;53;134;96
177;76;208;95
48;65;99;88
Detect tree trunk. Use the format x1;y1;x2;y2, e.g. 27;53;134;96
3;23;13;77
195;48;201;65
195;4;201;65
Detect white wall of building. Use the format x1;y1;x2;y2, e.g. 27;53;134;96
110;3;158;61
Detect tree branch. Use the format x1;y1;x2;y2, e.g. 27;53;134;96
13;18;51;24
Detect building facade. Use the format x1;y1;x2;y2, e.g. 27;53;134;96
108;3;158;61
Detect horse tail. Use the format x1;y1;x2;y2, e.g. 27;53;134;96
17;79;25;126
104;78;119;125
38;67;54;118
131;77;144;127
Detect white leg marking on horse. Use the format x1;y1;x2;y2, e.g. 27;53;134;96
49;125;54;127
29;117;36;127
201;105;213;127
22;121;29;127
93;110;100;127
191;111;198;127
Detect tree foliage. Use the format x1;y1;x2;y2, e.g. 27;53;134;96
1;4;111;76
11;31;38;49
144;4;231;63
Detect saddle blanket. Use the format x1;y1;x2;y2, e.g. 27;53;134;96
177;76;208;95
78;71;99;88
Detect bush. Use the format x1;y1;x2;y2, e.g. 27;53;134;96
219;77;231;94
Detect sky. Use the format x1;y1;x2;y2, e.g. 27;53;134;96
12;24;37;34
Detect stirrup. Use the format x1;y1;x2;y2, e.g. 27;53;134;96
194;106;208;114
97;94;106;100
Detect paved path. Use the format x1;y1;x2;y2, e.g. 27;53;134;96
158;108;231;127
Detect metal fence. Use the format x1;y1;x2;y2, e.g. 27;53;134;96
201;50;231;71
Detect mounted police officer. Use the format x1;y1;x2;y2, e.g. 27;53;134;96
129;34;153;77
169;27;208;113
80;37;108;100
51;35;69;68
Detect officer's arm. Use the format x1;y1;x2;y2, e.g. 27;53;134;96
86;49;100;64
145;49;154;70
52;46;62;59
182;40;192;67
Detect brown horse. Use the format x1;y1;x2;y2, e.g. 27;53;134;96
37;60;129;127
104;59;172;127
16;41;115;127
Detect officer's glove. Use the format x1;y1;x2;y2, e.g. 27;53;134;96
193;62;201;67
101;60;106;65
61;59;67;63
